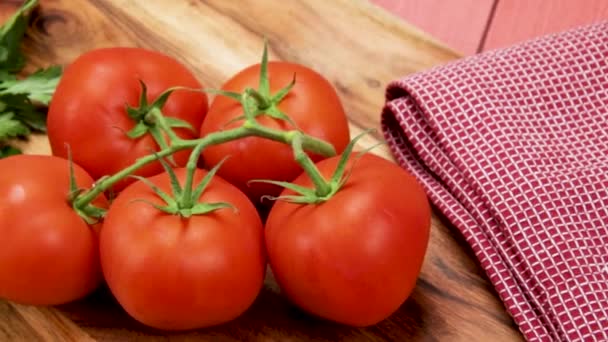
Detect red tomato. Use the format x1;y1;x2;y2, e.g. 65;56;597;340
47;47;208;191
0;155;107;305
265;153;431;326
100;168;266;330
200;62;350;204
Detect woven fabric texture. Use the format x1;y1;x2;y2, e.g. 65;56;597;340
381;22;608;341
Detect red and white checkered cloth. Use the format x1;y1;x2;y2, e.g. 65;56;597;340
381;22;608;341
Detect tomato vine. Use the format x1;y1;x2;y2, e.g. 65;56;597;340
70;42;343;221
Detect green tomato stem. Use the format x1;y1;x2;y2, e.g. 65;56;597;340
243;120;335;158
72;121;336;210
290;132;332;197
179;141;207;209
145;107;181;143
73;126;250;209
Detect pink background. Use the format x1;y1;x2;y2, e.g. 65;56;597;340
372;0;608;55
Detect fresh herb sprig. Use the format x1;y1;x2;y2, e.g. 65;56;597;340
0;0;62;157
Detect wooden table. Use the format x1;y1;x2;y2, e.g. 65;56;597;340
0;1;523;340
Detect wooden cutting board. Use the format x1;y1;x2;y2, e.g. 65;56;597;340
0;1;523;341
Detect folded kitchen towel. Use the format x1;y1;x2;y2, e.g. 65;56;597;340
381;22;608;341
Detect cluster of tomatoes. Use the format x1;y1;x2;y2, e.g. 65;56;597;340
0;46;431;330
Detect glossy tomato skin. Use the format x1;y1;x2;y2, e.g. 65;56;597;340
200;62;350;204
265;154;431;326
47;47;208;191
100;169;265;330
0;155;107;305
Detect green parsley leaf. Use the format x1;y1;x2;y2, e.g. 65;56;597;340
0;145;21;157
0;66;62;105
0;111;29;139
0;0;38;73
0;93;46;131
0;0;63;159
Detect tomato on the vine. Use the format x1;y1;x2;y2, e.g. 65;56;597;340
47;47;208;191
100;168;266;330
264;153;431;326
200;61;350;204
0;154;107;305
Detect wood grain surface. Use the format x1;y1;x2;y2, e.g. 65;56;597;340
1;0;523;341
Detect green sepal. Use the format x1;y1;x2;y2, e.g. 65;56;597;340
128;198;178;215
338;140;384;188
189;202;236;216
261;194;319;204
131;154;234;217
242;92;261;120
73;208;99;225
149;86;174;111
129;175;177;208
258;39;271;97
124;81;196;152
148;124;170;149
125;106;143;120
77;204;107;224
125;80;149;120
271;74;296;103
155;153;182;195
126;121;149;139
164;116;195;132
205;41;300;131
330;128;375;185
190;157;227;201
66;144;80;201
265;105;298;129
249;179;316;198
137;80;149;107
